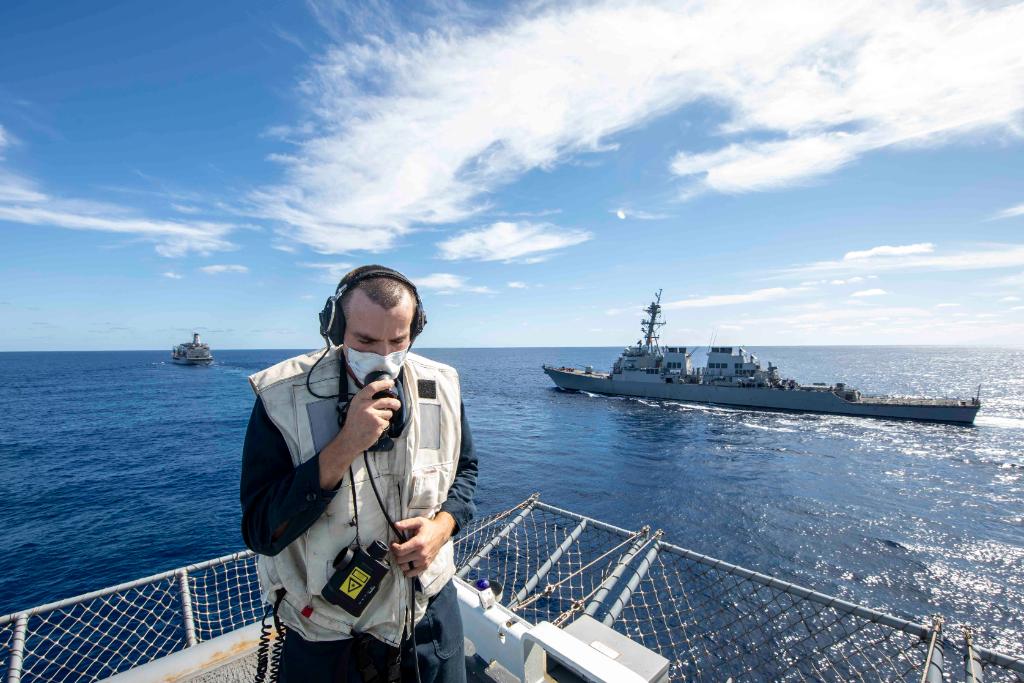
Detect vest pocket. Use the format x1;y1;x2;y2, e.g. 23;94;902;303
407;466;443;514
419;539;455;598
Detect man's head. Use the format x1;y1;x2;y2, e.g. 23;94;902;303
336;265;421;356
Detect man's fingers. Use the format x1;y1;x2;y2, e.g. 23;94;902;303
395;517;426;534
390;537;424;560
371;397;401;412
362;378;395;397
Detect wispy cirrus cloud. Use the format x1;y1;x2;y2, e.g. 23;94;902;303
992;203;1024;220
437;222;590;263
414;273;494;294
299;261;353;283
850;288;887;297
162;271;184;280
844;243;933;260
613;208;669;221
199;264;248;275
664;286;810;309
0;140;239;257
779;244;1024;278
253;1;1024;252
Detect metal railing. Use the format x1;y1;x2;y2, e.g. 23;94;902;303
3;497;1023;682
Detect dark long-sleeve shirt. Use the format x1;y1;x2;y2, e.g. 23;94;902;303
240;396;477;557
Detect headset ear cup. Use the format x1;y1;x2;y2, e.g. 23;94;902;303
330;301;346;347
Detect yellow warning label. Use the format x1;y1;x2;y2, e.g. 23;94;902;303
341;567;371;599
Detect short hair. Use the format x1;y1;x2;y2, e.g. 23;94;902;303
339;265;415;317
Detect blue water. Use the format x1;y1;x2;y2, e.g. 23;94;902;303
1;347;1022;653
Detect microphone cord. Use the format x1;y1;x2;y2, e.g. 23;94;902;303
363;449;424;683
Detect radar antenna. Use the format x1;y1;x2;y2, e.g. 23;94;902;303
641;289;665;352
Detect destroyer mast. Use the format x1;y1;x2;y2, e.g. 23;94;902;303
641;289;665;352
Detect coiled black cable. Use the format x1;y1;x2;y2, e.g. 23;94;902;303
270;590;287;679
253;588;286;682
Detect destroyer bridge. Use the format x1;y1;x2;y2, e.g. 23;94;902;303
2;496;1021;682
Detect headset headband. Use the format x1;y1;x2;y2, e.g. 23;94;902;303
318;267;427;347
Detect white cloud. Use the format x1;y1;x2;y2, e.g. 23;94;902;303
437;221;590;262
507;281;527;289
200;264;249;275
612;208;669;221
299;261;353;283
780;244;1024;278
663;286;809;309
414;273;493;294
999;272;1024;286
1000;296;1021;303
162;271;184;280
934;303;960;308
0;170;237;256
844;243;933;260
171;203;201;215
992;203;1024;220
256;1;1024;251
0;125;8;158
672;133;860;193
850;288;886;297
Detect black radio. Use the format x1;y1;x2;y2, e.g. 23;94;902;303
321;541;391;617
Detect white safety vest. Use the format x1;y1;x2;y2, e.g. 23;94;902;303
248;348;462;645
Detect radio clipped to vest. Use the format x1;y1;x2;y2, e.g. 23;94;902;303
321;541;390;617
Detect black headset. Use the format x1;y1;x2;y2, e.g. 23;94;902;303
318;265;427;347
306;266;427;399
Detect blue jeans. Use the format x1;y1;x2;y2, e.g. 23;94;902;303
279;580;465;682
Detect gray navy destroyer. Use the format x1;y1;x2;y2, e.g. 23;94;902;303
544;291;980;424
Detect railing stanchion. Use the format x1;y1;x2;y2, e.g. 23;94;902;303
178;569;198;647
6;613;29;683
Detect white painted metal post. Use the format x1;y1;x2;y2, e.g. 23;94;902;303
457;499;538;579
583;528;650;619
602;533;662;626
6;614;28;683
511;520;588;607
177;570;198;647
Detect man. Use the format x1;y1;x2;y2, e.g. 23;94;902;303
240;265;477;682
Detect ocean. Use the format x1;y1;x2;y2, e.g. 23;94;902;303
0;347;1022;653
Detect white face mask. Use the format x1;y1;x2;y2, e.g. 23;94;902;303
345;347;408;384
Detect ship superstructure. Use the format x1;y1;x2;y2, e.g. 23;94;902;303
546;291;980;424
171;332;213;365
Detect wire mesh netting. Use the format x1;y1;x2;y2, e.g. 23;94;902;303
453;498;1024;683
608;544;935;681
187;553;263;642
0;552;262;682
3;496;1023;682
11;575;185;681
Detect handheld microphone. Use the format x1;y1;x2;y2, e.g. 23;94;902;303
364;369;401;451
364;369;399;401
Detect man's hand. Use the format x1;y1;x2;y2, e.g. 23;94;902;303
319;378;401;489
390;512;456;578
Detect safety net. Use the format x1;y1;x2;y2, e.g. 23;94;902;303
2;496;1022;682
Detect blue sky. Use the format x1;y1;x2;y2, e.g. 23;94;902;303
1;0;1022;351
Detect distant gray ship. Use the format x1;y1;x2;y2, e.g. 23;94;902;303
544;291;980;424
171;332;213;365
